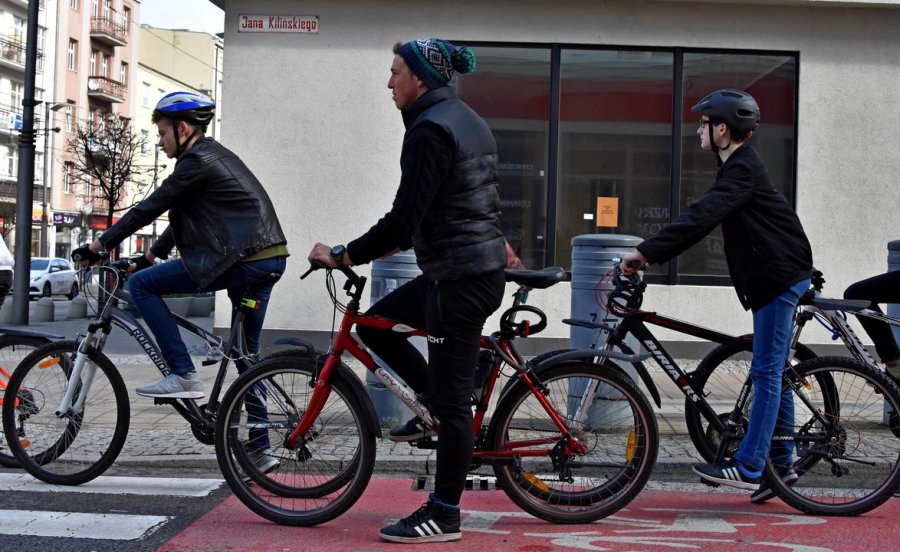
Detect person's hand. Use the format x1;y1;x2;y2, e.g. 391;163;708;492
72;244;101;266
128;254;153;273
620;252;647;275
308;243;338;269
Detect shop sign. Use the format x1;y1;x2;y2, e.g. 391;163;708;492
238;15;318;33
54;212;82;227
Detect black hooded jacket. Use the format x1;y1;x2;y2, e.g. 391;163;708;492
637;143;812;310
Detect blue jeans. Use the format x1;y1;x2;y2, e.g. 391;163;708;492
127;257;286;450
733;278;810;477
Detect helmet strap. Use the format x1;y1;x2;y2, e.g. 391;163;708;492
175;122;201;157
707;123;732;167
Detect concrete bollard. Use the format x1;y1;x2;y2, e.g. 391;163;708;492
33;297;55;322
67;295;88;319
0;297;14;324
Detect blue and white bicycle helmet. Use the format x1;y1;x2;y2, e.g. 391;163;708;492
152;91;215;129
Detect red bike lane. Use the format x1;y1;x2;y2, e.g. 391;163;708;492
159;477;900;551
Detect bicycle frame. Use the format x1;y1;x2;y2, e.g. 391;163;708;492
599;310;754;441
54;266;252;432
285;266;590;462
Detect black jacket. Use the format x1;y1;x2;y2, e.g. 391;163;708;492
637;143;812;310
348;87;506;280
100;138;287;289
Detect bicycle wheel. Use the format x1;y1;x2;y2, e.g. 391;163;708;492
1;340;130;485
685;339;817;463
0;335;52;468
487;362;658;524
766;356;900;516
215;356;377;526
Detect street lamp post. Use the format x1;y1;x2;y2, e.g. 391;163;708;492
41;101;67;257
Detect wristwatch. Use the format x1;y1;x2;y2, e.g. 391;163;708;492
330;244;347;267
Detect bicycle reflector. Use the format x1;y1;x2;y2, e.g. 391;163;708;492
607;265;646;317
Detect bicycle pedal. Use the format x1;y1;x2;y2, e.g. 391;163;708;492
409;437;437;449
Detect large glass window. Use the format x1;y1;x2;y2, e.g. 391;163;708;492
458;44;798;285
456;47;551;269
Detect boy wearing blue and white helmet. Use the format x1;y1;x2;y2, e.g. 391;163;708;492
73;92;288;475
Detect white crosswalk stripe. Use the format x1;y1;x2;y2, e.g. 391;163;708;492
0;473;225;542
0;472;223;496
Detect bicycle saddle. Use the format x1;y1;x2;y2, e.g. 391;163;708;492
504;266;569;289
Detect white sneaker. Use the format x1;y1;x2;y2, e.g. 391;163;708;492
136;373;204;399
242;447;280;482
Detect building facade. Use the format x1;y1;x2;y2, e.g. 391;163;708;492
206;0;900;351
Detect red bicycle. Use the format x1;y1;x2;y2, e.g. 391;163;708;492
214;263;658;526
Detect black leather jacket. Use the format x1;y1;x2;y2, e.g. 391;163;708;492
100;138;287;288
637;143;812;310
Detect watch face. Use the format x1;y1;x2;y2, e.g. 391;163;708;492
331;245;345;257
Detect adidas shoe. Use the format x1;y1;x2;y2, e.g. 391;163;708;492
692;460;760;491
136;372;204;399
750;469;799;503
388;416;437;442
379;498;461;543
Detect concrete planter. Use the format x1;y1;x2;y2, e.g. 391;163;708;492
187;296;215;317
163;297;193;318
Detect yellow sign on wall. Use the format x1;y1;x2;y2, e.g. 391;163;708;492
596;196;619;228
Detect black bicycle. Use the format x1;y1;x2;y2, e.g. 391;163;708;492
1;258;296;485
571;264;900;516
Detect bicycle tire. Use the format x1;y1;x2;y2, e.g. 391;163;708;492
487;361;658;524
685;339;818;463
2;340;130;485
0;335;53;468
766;356;900;516
215;356;376;526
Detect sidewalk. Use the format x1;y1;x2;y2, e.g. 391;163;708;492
4;310;705;474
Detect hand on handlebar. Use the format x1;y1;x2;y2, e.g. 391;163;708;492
620;252;647;275
72;244;102;266
128;254;153;273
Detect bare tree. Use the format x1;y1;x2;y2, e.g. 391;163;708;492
67;113;152;234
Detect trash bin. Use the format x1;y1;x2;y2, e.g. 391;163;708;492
570;234;643;422
883;240;900;424
365;250;423;428
888;240;900;348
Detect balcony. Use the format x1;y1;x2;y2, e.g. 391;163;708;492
0;35;43;73
87;76;125;103
90;17;128;47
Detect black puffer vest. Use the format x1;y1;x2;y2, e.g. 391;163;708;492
405;88;506;280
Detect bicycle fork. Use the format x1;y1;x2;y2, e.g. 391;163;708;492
55;332;106;418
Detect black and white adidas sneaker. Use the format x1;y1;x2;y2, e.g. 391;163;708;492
379;498;462;543
692;460;760;491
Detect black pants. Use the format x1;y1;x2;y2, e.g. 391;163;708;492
844;270;900;364
357;270;505;505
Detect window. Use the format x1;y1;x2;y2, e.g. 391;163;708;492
67;39;77;70
10;82;23;110
120;62;128;85
140;129;149;154
101;54;110;78
70;0;78;10
12;16;26;42
123;7;131;33
458;44;798;285
92;0;99;18
103;0;111;21
65;102;75;131
90;50;97;75
7;146;18;179
63;162;72;193
142;82;150;106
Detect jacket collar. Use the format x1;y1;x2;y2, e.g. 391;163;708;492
401;86;455;129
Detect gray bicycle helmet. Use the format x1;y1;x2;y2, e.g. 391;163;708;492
690;88;760;134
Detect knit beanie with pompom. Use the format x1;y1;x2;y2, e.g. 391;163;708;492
396;38;476;90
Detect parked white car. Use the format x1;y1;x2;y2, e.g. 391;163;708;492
30;257;79;300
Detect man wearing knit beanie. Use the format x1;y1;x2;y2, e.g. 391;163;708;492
308;38;507;543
